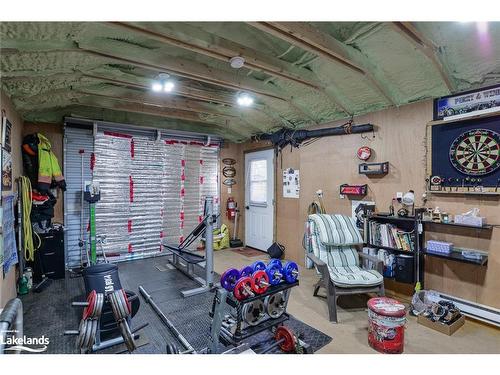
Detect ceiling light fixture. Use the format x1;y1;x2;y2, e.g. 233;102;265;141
163;81;175;92
230;56;245;69
152;82;163;92
237;93;254;107
151;73;175;93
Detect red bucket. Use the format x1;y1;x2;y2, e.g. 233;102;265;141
367;297;406;354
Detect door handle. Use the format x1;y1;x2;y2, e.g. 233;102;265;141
245;206;250;210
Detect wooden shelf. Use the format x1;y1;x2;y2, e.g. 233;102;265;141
372;215;493;230
426;190;500;196
423;249;488;266
423;220;493;231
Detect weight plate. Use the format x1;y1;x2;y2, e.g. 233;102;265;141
220;268;240;291
121;289;132;316
239;266;253;278
234;276;254;301
275;326;296;353
222;158;236;165
265;263;283;285
242;299;265;326
83;290;97;320
118;320;136;353
87;319;98;352
268;259;282;268
108;290;122;322
115;289;130;320
265;292;286;318
95;293;104;318
251;260;266;273
252;270;269;294
76;319;86;349
283;261;299;283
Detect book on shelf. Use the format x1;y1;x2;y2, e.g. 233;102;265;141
368;220;414;252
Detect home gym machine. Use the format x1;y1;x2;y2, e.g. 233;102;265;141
64;264;146;353
162;196;216;297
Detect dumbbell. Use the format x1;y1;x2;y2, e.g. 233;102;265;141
282;261;299;283
233;276;255;300
251;260;266;272
239;265;254;278
265;262;284;285
220;268;241;291
268;259;282;268
258;326;297;354
252;270;270;294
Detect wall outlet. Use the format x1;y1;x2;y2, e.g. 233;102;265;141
339;194;345;199
396;192;403;200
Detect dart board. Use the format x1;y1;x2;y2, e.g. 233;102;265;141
449;129;500;176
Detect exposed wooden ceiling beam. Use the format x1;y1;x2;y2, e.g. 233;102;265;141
108;22;323;90
22;106;245;142
391;22;456;92
1;70;279;130
76;42;288;102
14;89;256;137
22;95;253;138
106;23;352;114
75;91;265;133
249;22;398;106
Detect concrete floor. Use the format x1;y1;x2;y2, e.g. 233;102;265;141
213;249;500;354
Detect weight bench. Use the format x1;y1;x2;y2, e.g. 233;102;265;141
162;196;217;297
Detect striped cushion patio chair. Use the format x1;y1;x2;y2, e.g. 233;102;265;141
305;214;384;323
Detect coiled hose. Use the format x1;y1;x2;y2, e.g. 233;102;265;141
20;176;40;262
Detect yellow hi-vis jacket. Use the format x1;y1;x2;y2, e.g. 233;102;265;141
37;133;65;190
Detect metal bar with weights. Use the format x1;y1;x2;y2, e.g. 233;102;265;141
139;285;196;354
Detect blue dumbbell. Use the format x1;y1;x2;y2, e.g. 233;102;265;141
282;261;299;283
251;260;266;273
268;259;282;268
265;262;284;285
239;265;254;278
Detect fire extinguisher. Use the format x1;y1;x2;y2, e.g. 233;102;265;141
226;197;236;221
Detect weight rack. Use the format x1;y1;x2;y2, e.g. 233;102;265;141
208;281;299;353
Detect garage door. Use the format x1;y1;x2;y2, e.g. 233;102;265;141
64;119;220;268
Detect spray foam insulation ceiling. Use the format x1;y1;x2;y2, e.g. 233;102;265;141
1;22;499;141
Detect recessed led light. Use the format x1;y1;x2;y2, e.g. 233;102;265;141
237;93;254;107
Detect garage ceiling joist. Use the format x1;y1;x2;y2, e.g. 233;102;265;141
106;22;352;115
249;22;399;106
391;22;456;92
78;46;288;102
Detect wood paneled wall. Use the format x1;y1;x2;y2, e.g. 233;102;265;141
0;91;23;307
220;99;500;308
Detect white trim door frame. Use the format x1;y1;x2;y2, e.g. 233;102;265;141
244;149;275;251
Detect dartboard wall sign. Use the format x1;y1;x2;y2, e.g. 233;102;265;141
449;129;500;176
427;114;500;193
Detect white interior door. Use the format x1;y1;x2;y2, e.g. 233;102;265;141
245;149;274;251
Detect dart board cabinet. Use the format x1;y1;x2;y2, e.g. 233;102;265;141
426;112;500;195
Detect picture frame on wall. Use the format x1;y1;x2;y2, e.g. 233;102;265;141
1;148;12;191
1;111;12;153
433;84;500;121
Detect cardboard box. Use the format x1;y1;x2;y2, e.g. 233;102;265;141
417;314;465;335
